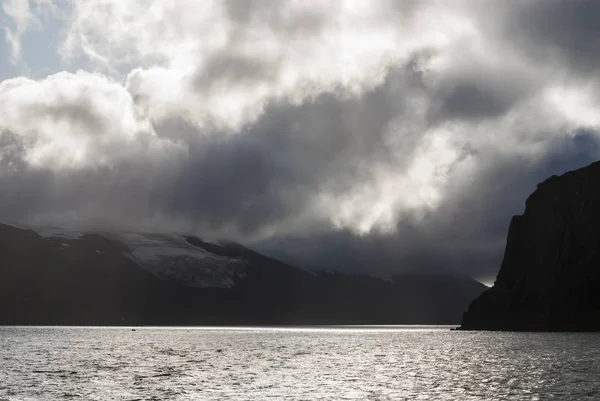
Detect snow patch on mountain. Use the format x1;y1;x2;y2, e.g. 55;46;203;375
22;225;248;289
34;227;85;240
112;232;247;288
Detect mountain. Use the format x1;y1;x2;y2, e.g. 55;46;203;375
0;223;485;325
460;161;600;331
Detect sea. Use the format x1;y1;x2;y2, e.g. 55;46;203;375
1;326;599;400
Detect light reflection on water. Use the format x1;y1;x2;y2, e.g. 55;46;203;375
1;326;599;400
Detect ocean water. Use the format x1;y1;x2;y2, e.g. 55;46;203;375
1;326;599;400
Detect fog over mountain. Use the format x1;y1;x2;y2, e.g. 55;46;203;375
2;0;600;283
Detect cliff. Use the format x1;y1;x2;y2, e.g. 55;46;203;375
0;223;485;325
460;161;600;331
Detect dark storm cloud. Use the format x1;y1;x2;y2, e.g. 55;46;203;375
162;63;435;236
193;52;274;90
3;0;600;282
498;0;600;74
0;64;422;234
430;79;524;122
256;130;600;282
424;49;544;124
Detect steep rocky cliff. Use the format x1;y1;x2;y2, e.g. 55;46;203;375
460;161;600;331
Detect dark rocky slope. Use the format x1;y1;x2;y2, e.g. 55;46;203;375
0;223;485;325
460;161;600;331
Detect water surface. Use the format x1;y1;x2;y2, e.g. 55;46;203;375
1;326;599;400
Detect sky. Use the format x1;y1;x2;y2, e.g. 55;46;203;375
1;0;600;284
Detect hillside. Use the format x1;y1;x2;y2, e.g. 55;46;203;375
0;223;485;325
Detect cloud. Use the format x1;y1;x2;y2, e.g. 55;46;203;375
498;0;600;75
2;0;600;280
256;129;600;283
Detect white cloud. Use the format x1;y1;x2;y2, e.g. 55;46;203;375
0;71;182;169
56;0;480;131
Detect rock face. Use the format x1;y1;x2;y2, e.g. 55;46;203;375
460;161;600;331
0;223;485;325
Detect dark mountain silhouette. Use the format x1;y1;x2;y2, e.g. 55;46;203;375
0;223;485;325
460;161;600;331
